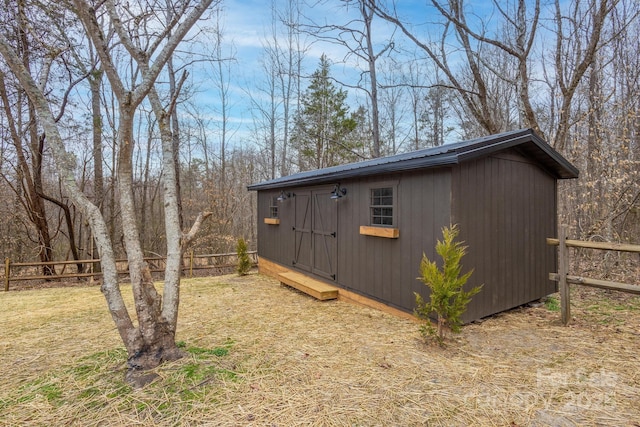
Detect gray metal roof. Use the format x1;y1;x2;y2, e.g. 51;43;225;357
247;128;579;191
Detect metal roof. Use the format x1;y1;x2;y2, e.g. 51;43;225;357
247;128;579;191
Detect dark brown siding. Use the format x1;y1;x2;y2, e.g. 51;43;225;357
451;150;558;321
257;191;293;264
256;148;559;322
336;169;452;312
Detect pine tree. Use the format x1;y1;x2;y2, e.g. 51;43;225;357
236;238;252;276
291;54;362;170
415;225;482;345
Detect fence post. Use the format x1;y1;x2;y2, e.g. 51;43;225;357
558;225;570;325
4;258;10;291
189;250;194;278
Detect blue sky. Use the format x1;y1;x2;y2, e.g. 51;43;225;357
180;0;538;156
183;0;421;153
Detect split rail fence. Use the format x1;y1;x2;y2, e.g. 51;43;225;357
3;251;257;291
547;225;640;325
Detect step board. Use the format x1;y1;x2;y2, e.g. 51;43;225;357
278;271;339;301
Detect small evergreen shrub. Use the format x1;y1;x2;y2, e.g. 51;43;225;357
415;225;482;345
236;238;252;276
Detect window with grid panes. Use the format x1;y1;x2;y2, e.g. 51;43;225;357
269;196;278;218
370;187;394;226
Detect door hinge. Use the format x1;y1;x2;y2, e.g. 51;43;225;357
331;274;336;280
292;226;296;231
331;232;336;237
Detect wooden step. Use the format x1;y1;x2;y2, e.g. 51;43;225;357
278;271;339;301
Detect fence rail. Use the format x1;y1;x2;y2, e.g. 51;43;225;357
547;225;640;325
3;251;257;291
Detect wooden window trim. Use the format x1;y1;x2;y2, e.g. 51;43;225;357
359;225;399;239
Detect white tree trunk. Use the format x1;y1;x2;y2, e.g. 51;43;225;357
1;0;215;387
0;34;140;353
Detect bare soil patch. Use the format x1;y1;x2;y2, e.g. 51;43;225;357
0;274;638;426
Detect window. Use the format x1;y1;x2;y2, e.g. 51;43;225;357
264;196;281;225
361;182;399;238
269;196;279;218
370;187;394;226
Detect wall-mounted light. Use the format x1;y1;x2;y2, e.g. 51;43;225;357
277;191;291;202
330;184;347;201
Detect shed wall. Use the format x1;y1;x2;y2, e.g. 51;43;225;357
256;149;559;322
336;169;452;312
256;169;452;313
257;191;292;263
452;150;558;321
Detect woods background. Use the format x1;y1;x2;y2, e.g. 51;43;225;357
0;0;638;281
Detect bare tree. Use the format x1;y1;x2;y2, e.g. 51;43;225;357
247;0;305;179
377;60;408;154
0;0;215;386
207;6;236;195
88;62;104;272
248;46;280;179
564;0;640;244
0;0;58;275
548;0;614;151
301;0;394;158
370;0;615;150
165;0;186;230
370;0;535;137
401;60;429;150
278;0;305;176
0;73;55;275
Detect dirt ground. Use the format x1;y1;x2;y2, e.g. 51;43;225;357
0;272;639;426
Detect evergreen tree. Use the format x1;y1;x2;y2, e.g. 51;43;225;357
415;225;482;345
236;237;252;276
291;54;361;170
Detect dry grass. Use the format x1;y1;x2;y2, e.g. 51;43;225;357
0;273;639;426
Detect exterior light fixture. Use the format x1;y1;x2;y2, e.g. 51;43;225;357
277;191;291;202
330;184;347;201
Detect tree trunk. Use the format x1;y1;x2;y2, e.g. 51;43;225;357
167;55;184;230
0;72;55;276
150;89;184;339
36;189;84;274
124;264;184;387
89;69;104;272
1;0;214;387
0;30;138;364
362;0;381;158
117;106;182;372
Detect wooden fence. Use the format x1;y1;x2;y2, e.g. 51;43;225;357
547;225;640;325
3;251;257;291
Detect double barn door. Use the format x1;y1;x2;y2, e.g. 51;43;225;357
292;188;337;281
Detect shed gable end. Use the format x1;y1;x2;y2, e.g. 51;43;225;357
452;150;557;321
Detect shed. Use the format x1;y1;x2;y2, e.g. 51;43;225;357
247;129;579;322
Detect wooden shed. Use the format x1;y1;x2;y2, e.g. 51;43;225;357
248;129;579;322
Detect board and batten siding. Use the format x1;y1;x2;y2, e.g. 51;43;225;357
257;149;558;323
252;130;575;323
257;190;292;264
257;169;452;314
337;169;452;312
451;150;558;321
